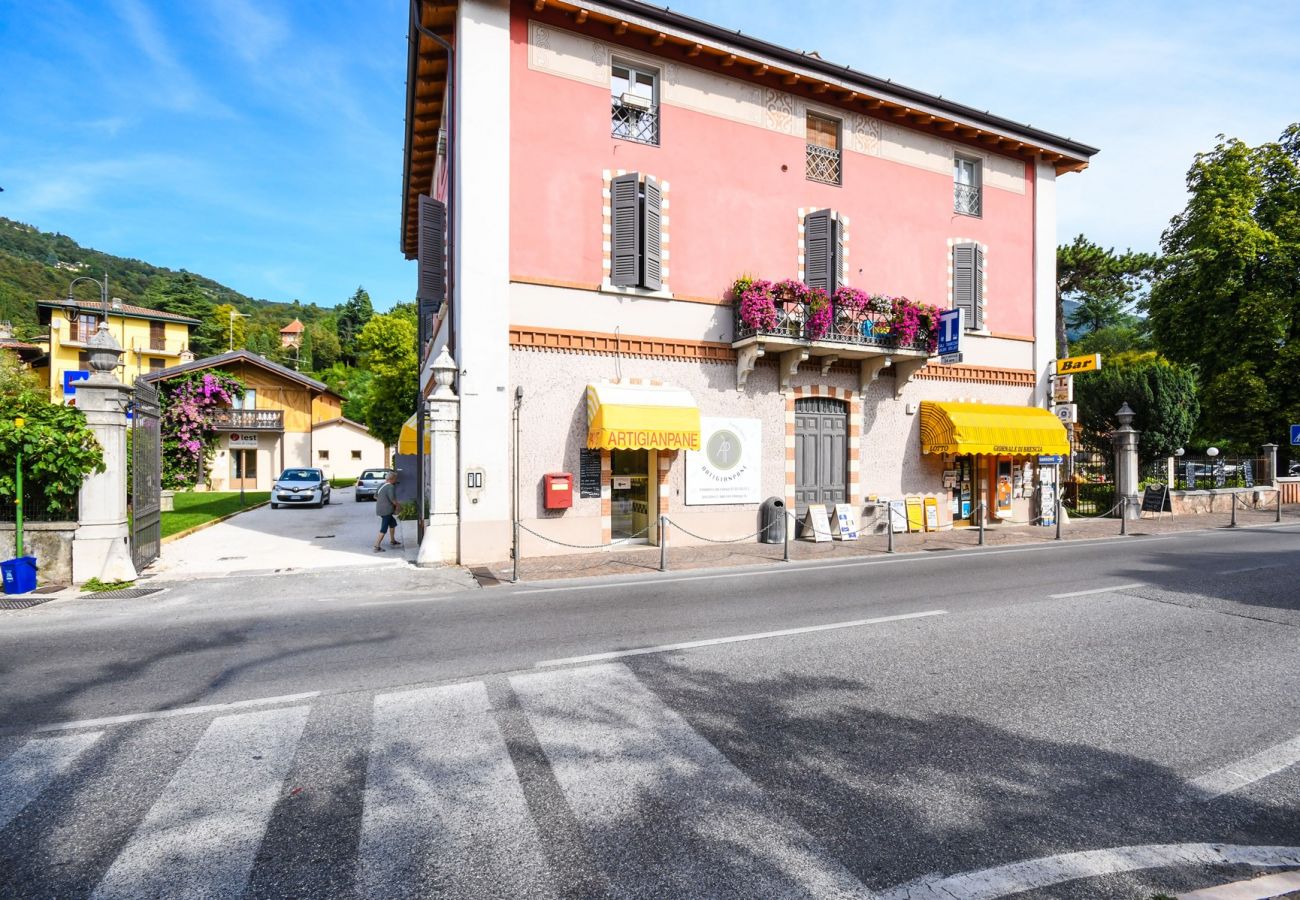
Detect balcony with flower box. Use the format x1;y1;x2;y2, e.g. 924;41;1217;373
731;279;940;395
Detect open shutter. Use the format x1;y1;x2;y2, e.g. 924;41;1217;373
952;243;975;328
832;217;843;291
972;244;985;329
804;209;833;291
610;172;641;287
641;176;662;290
417;195;446;315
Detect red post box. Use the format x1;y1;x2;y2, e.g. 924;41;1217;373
544;472;573;510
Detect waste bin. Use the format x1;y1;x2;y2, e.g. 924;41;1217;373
2;556;37;595
759;497;785;544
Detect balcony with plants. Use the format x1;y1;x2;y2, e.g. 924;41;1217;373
730;276;942;394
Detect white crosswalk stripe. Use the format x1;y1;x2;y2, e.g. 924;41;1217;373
91;705;310;900
357;681;553;899
0;731;103;831
511;663;873;899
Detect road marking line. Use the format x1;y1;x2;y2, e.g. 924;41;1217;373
92;706;310;900
535;609;947;668
1190;733;1300;800
511;663;873;897
1216;563;1284;575
27;691;321;734
1048;583;1145;598
878;843;1300;900
510;536;1182;595
1177;869;1300;899
0;731;103;830
357;682;551;897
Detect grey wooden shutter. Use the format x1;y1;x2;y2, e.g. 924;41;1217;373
952;243;975;328
641;176;662;290
610;172;641;287
972;244;984;329
417;195;446;313
804;209;833;290
832;217;843;292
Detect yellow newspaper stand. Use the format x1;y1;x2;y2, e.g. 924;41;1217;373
904;496;925;533
923;495;940;531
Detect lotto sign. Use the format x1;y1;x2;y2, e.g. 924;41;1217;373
1056;353;1102;374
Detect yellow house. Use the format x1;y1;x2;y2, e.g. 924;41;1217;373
143;350;348;491
36;298;199;402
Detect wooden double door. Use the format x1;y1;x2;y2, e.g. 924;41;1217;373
794;397;847;533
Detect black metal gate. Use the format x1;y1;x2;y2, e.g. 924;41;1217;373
794;397;847;533
130;379;162;571
1065;449;1115;516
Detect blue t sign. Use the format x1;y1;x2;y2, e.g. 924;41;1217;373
937;308;963;357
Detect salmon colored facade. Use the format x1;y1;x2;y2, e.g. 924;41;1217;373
402;0;1096;566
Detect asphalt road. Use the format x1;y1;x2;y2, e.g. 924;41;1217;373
1;523;1298;898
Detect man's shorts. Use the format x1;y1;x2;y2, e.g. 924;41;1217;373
379;514;398;531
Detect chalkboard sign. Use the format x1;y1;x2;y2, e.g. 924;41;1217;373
579;449;602;499
1141;484;1171;513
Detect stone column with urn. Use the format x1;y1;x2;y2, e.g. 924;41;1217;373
416;347;460;566
72;323;138;584
1111;402;1142;520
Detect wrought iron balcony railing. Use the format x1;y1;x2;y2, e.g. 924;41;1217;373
954;183;982;216
734;294;934;354
611;100;659;146
209;408;284;431
805;144;842;185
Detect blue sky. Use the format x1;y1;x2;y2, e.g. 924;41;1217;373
1;1;1297;311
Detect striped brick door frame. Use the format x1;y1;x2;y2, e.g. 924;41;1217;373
785;385;861;513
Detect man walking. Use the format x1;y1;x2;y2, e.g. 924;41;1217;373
373;471;402;552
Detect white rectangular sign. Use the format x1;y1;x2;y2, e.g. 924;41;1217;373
686;417;762;505
1052;375;1073;404
228;432;258;448
833;503;859;541
1055;404;1078;425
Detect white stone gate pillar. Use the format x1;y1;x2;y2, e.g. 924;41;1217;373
72;325;138;584
417;348;460;567
1112;402;1141;520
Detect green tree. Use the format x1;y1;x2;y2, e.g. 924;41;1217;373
308;324;340;371
1145;125;1300;453
1074;357;1200;466
142;272;212;321
357;312;416;446
337;286;374;365
1057;236;1157;356
0;349;105;512
194;304;246;356
296;327;314;372
320;362;374;422
1071;321;1153;359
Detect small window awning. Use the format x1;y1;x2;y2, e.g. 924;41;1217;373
920;401;1070;456
586;382;702;451
397;413;430;454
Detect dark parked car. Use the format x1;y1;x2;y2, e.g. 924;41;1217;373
271;468;331;509
355;468;393;502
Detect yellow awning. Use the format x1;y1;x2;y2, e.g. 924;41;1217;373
920;401;1070;456
397;413;431;454
586;382;701;451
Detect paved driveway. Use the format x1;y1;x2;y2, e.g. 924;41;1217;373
149;485;418;578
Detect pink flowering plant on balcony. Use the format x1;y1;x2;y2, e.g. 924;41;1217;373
734;277;779;333
160;370;245;489
804;288;833;341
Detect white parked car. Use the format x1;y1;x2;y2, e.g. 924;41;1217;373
271;468;332;509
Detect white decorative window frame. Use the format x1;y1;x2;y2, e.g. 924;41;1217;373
600;168;673;298
796;207;849;287
946;236;990;334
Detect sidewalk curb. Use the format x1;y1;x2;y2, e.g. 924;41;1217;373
162;501;271;545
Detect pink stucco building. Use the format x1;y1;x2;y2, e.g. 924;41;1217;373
403;0;1097;565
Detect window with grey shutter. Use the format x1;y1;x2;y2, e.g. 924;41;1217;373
641;177;662;291
952;243;983;330
417;195;446;315
803;209;840;292
610;172;641;287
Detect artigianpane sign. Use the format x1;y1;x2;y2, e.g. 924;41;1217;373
686;417;761;505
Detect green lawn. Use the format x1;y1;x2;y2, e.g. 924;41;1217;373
161;491;271;538
331;477;357;488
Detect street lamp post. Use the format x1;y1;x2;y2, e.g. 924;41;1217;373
229;309;249;352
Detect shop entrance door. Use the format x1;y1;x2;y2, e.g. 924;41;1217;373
231;449;258;490
611;449;651;541
794;397;847;533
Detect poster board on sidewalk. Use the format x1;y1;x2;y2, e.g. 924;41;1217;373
803;504;832;542
889;500;908;533
833;503;859;541
905;496;924;532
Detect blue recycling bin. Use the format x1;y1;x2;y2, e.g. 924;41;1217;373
2;556;37;595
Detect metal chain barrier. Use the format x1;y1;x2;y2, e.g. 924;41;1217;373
517;521;652;550
662;516;782;544
1061;499;1125;520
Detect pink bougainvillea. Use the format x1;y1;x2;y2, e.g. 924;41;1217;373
736;278;778;332
804;288;833;341
160;370;245;489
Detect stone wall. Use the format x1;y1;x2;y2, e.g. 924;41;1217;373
1167;488;1278;516
0;521;77;586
